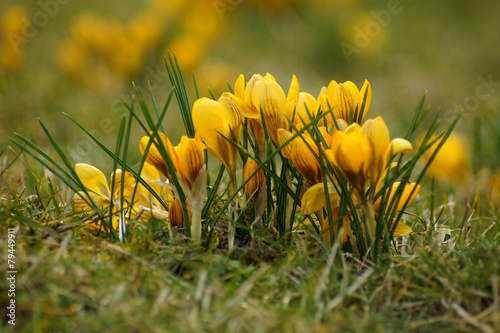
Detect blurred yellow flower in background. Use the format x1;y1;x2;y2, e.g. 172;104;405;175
0;5;28;72
421;132;470;184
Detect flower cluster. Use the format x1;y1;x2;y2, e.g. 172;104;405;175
73;72;422;252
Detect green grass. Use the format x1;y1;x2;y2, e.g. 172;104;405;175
1;183;498;333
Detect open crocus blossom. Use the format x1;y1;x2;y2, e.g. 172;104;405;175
73;163;123;232
301;182;349;246
319;79;372;126
192;96;242;182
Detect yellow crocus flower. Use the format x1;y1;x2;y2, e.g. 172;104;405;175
319;79;372;126
420;132;470;184
291;136;323;185
278;129;324;185
192;97;242;181
166;134;205;191
243;158;265;203
139;131;174;181
360;116;413;188
326;123;372;189
73;163;114;211
140;132;207;242
232;73;299;146
301;182;348;246
251;77;288;145
73;163;127;231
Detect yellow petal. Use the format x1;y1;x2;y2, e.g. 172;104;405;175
169;198;184;228
317;126;333;147
358;79;372;123
244;74;264;114
286;74;300;106
333;82;358;122
248;118;266;151
296;92;319;126
75;163;110;198
328;130;370;187
373;182;421;212
325;80;339;98
319;93;335;125
322;206;349;246
344;122;362;134
192;98;235;173
390;220;412;236
73;191;110;210
234;74;246;99
389;138;413;155
292;138;322;185
252;79;287;144
176;135;205;190
360;117;390;183
139;133;172;180
301;182;339;214
420;132;470;183
277;128;295;159
111;169;136;199
218;95;243;142
243;158;265;202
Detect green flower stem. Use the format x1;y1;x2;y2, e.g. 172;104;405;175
355;188;376;242
190;202;202;243
228;172;238;249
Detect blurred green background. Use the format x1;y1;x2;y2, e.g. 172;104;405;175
1;0;499;171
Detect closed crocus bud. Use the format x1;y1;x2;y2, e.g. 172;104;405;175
169;198;184;228
243;159;265;202
175;134;205;191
